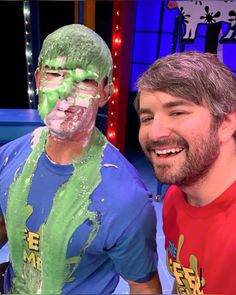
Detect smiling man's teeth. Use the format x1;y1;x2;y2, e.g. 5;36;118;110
154;147;183;155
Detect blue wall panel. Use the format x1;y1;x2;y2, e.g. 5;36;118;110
130;0;236;92
133;33;159;63
223;44;236;71
130;64;150;92
159;33;175;57
162;4;179;32
135;0;161;31
183;37;205;52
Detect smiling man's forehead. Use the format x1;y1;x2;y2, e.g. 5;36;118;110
140;90;196;105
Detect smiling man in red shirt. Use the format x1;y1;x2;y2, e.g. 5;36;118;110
135;51;236;294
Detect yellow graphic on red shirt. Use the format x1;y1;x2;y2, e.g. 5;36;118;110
167;234;205;294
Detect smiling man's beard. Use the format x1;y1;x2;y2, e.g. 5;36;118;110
143;120;221;186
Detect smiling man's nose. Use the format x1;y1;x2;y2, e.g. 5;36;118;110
148;118;172;141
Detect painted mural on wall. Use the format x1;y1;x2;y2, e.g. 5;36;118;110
167;1;236;42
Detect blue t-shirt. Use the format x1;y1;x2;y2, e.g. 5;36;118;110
0;128;158;294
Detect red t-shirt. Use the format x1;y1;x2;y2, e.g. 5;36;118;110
163;181;236;294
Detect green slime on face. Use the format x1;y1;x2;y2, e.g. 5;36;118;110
6;128;107;294
37;24;113;121
38;64;100;120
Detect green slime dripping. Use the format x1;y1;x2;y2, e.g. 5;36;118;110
6;128;107;294
38;65;100;120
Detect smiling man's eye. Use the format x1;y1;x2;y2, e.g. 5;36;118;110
169;111;188;117
140;116;153;124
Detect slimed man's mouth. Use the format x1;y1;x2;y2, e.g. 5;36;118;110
64;105;86;114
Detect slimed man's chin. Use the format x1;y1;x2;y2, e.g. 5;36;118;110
44;118;74;141
48;130;69;141
46;126;68;141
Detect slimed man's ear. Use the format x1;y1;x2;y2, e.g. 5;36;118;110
34;68;41;90
98;82;114;108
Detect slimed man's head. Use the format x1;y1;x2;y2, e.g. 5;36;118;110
38;24;113;84
36;24;113;139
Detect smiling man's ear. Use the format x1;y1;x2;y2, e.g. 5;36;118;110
218;111;236;144
98;82;114;108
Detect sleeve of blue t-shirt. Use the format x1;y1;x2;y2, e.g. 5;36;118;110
0;133;33;218
107;201;158;282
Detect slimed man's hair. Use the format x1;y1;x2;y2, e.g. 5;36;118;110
38;24;113;84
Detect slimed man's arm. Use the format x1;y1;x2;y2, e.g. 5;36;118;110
172;280;177;294
127;272;162;294
0;216;8;294
0;216;7;248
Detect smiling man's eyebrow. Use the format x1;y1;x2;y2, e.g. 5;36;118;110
139;99;194;115
138;108;153;116
162;99;195;109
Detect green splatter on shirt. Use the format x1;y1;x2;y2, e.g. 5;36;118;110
6;128;107;294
